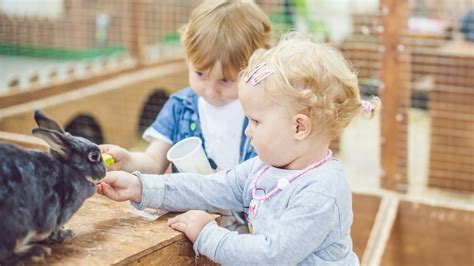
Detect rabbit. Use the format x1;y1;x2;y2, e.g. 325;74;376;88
0;110;106;265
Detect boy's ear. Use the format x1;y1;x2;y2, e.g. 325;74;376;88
292;114;312;140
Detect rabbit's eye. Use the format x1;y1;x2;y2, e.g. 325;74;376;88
88;151;101;162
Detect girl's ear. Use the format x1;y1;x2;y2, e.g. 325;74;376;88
293;114;312;140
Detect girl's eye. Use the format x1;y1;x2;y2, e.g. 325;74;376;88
195;71;203;77
252;119;259;125
88;151;101;162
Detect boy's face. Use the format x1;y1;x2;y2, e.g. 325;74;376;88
239;81;298;168
188;61;238;106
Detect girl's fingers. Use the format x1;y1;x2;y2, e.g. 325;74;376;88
101;182;119;200
167;217;178;226
102;171;119;184
167;213;188;226
96;183;104;194
169;222;188;232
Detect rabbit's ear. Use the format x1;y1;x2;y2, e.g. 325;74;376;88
34;110;65;133
32;128;70;159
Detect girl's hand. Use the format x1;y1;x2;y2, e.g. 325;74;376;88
99;144;131;171
96;171;142;202
167;210;214;243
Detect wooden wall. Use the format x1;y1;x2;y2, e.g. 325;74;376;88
427;53;474;192
0;60;188;149
381;200;474;265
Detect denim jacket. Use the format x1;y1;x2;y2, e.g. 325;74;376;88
148;87;256;171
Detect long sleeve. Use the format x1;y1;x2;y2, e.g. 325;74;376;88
131;158;358;265
131;158;260;212
194;191;352;265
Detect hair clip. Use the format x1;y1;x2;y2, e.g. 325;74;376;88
244;63;275;86
244;64;264;82
361;100;373;113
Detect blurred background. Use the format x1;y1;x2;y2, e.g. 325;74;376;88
0;0;472;265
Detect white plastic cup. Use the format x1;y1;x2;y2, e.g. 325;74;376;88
166;137;213;174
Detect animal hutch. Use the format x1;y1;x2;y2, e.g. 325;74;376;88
0;0;472;265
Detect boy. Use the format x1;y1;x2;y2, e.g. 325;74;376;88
101;0;272;230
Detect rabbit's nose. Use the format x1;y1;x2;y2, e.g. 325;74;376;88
86;176;100;184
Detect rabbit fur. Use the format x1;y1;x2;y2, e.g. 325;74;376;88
0;110;106;265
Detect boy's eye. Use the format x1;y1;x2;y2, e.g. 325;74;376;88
252;119;259;125
195;71;203;77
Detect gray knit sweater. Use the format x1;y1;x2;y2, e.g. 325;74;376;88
132;157;359;265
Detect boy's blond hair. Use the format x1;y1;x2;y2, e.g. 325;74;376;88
182;0;271;80
241;32;380;138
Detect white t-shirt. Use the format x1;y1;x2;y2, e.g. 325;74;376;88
198;98;245;171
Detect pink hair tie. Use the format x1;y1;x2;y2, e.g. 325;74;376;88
361;100;373;113
243;63;274;86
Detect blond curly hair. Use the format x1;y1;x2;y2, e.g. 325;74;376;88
240;32;380;138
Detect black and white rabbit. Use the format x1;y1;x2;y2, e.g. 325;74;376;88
0;110;106;265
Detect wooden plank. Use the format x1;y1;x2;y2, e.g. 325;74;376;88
361;194;399;266
432;134;474;144
411;68;474;83
431;128;474;139
430;111;474;122
0;60;187;120
428;169;473;182
430;143;474;156
411;60;474;74
30;196;218;265
0;58;185;109
351;193;382;258
431;92;474;105
431;117;474;130
430;105;474;115
427;54;474;192
429;159;474;174
381;200;474;265
430;138;474;151
428;177;474;192
0;131;48;151
429;151;474;164
379;0;410;192
431;85;474;94
430;168;474;183
413;50;474;66
129;0;145;66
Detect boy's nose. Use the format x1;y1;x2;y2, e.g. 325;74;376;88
204;85;219;99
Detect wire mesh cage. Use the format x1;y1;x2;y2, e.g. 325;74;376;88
1;0;473;191
0;1;473;264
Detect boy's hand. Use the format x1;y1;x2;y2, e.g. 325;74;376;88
96;171;142;202
99;144;131;171
167;210;214;242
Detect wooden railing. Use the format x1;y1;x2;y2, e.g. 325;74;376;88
0;130;48;151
